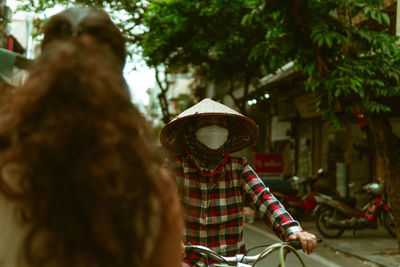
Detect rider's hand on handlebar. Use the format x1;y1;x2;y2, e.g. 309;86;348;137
288;231;317;255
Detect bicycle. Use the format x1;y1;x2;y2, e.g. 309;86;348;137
185;240;317;267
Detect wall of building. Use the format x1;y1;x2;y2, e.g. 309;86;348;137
290;113;372;197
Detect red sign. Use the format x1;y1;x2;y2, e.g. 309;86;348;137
254;153;283;174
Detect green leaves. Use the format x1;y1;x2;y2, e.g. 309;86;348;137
364;101;391;113
311;24;348;48
142;0;267;85
141;0;400;125
361;5;390;25
294;0;400;126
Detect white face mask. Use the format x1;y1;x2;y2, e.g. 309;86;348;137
195;125;229;150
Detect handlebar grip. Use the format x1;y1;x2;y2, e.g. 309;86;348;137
286;238;323;250
286;241;302;250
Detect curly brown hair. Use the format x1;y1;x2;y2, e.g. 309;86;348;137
0;7;166;267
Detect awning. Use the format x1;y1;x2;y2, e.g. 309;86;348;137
0;48;31;85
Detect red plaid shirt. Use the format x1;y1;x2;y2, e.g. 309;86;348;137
172;155;303;267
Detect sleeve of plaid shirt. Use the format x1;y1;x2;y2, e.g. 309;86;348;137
241;160;303;240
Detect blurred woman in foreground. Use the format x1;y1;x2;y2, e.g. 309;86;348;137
0;6;182;267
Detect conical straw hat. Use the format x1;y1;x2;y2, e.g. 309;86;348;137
160;98;259;154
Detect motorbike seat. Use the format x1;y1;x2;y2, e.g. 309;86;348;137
332;196;357;207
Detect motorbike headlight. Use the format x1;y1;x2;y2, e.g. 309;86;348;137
364;183;383;195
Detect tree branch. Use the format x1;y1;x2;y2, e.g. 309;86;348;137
155;66;171;123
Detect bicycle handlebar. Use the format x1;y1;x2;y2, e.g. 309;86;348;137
184;241;305;265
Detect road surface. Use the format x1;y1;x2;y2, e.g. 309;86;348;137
243;223;378;266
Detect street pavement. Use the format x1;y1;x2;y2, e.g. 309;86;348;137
244;222;360;266
251;219;400;267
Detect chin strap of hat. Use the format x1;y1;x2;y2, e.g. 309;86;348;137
185;147;231;177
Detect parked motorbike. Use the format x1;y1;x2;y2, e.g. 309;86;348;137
269;169;334;218
315;181;396;238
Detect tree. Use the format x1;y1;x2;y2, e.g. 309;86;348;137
140;0;269;115
245;0;400;247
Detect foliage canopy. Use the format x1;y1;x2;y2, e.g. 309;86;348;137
14;0;400;124
141;0;400;126
141;0;267;93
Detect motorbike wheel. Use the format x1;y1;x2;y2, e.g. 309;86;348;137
380;209;396;238
316;209;345;238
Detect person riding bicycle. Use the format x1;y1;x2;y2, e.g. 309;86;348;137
160;98;317;266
